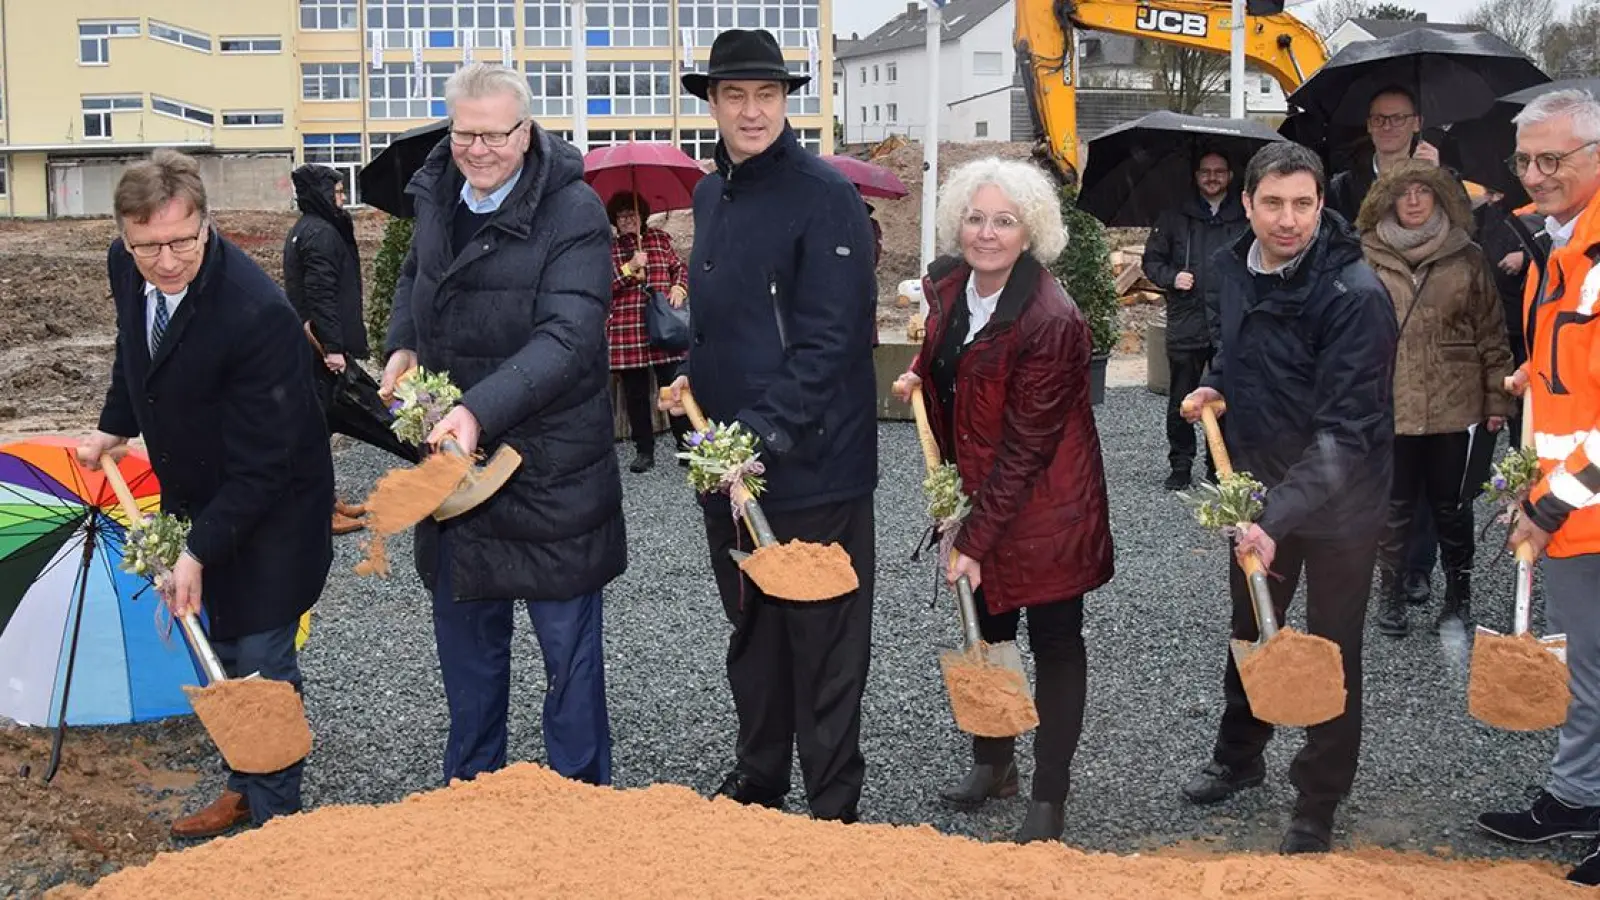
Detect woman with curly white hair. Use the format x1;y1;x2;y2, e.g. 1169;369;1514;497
893;157;1114;843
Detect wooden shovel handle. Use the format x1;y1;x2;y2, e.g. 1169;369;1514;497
660;384;764;545
98;453;144;522
909;390;942;475
660;384;710;432
1197;401;1235;477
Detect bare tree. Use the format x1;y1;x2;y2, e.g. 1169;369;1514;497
1467;0;1557;61
1301;0;1372;39
1541;0;1600;76
1151;44;1231;114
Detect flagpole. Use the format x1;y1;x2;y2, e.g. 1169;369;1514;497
1229;0;1245;118
920;0;942;278
572;0;588;152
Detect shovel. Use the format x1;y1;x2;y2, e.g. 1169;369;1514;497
388;366;522;523
910;391;1038;738
1197;401;1347;727
100;455;313;774
663;384;859;603
1468;393;1570;731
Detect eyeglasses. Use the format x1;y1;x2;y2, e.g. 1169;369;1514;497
1367;113;1417;129
1399;185;1434;201
1197;168;1231;178
1506;140;1600;177
961;212;1023;233
126;223;207;260
449;120;527;148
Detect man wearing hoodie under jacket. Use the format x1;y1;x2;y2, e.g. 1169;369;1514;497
660;29;878;823
377;63;625;787
1143;151;1248;490
1179;142;1398;855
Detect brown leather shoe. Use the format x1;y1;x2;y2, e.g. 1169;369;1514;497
170;790;250;839
332;512;365;535
334;498;366;518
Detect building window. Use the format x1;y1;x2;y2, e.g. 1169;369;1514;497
587;61;670;116
523;0;572;48
786;61;820;116
525;61;573;117
78;20;139;65
300;0;358;31
1259;75;1272;94
0;157;9;197
584;0;667;48
679;128;720;161
303;63;361;101
220;36;283;53
886;62;897;83
149;20;212;53
82;95;142;140
303;133;364;201
588;129;672;149
873;65;880;83
222;110;286;127
369;62;460;119
796;128;821;153
873;105;880;123
152;95;215;126
366;0;516;52
973;52;1002;76
680;0;818;49
886;103;898;123
975;121;989;138
859;106;865;123
368;132;399;160
859;67;865;84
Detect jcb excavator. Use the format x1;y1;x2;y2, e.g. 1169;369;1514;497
1017;0;1328;184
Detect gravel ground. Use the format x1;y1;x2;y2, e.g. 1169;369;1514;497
178;385;1572;865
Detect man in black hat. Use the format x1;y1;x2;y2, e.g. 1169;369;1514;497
661;28;878;823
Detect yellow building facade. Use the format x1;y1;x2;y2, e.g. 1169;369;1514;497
0;0;835;217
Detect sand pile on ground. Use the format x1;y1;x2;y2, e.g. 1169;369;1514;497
1469;633;1570;731
81;762;1583;899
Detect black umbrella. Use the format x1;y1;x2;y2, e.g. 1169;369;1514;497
1451;78;1600;207
317;364;421;464
1285;29;1549;145
1077;112;1287;227
358;119;448;218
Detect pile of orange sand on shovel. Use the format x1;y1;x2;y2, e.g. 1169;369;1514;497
737;541;857;602
352;453;471;577
183;679;312;774
940;646;1040;737
80;763;1585;899
1237;629;1347;727
1469;634;1571;732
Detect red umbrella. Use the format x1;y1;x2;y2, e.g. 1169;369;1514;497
583;142;705;216
822;155;909;200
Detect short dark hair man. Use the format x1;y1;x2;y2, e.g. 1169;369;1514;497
1142;150;1248;490
1179;141;1398;855
662;29;878;822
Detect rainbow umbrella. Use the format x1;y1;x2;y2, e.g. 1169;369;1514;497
0;437;205;737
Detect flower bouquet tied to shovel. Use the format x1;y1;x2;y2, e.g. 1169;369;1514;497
677;420;766;505
1177;472;1268;536
1483;446;1542;524
118;508;191;595
388;366;463;447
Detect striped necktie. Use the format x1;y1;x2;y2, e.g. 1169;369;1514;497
150;291;170;356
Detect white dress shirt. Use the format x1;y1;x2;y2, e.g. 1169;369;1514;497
144;281;188;354
964;273;1001;345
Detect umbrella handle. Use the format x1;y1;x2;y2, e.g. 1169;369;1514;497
98;454;228;685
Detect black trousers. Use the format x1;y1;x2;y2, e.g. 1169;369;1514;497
1213;531;1377;810
1377;432;1475;580
970;597;1087;804
702;494;875;821
616;363;689;455
1166;348;1215;475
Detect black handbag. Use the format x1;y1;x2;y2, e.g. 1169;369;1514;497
645;290;691;353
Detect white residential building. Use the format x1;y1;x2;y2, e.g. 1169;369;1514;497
836;0;1015;145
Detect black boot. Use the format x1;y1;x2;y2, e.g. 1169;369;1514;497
1015;800;1066;843
1182;758;1265;804
1375;571;1409;638
1437;570;1471;632
712;770;786;810
1164;469;1192;491
628;450;655;473
940;738;1018;811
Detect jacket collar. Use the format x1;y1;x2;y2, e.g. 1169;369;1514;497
409;123;559;240
1185;189;1245;223
714;123;798;186
1223;210;1362;313
1361;225;1472;274
927;253;1045;339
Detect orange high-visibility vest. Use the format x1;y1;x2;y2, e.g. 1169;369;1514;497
1521;188;1600;559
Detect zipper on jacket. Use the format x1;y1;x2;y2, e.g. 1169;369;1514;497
770;277;790;352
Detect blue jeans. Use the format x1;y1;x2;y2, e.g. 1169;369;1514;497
431;530;612;786
213;623;303;825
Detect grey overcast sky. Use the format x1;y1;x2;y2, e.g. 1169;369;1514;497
832;0;1583;40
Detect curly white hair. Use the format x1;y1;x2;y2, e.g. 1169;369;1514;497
934;157;1068;264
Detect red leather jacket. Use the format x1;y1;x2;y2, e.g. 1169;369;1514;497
912;255;1115;614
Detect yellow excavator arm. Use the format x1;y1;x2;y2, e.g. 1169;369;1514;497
1016;0;1328;184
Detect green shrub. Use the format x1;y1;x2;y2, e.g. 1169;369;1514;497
366;215;414;353
1051;186;1119;356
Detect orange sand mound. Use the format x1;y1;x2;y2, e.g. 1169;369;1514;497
940;645;1040;737
353;453;470;576
182;678;311;774
86;763;1584;899
1237;628;1346;727
738;539;859;601
1469;633;1571;731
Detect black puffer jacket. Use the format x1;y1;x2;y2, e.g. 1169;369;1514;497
284;165;368;358
1201;212;1398;542
1142;190;1248;351
386;125;626;601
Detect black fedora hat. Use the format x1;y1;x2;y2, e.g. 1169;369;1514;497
682;29;810;101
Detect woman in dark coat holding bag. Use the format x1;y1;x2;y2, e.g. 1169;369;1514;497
606;192;690;473
893;157;1115;844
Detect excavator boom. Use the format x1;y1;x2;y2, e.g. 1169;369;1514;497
1017;0;1327;184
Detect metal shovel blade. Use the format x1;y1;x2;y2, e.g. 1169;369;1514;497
433;444;522;521
939;576;1038;738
